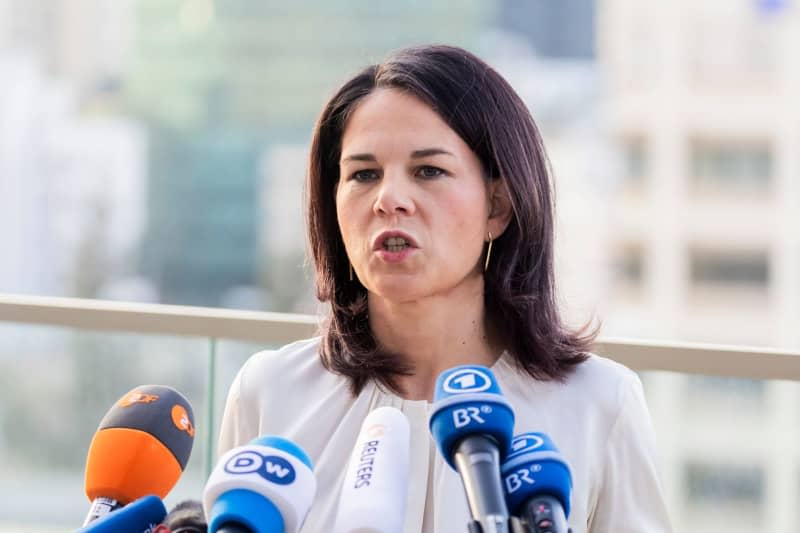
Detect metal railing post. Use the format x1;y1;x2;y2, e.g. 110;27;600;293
205;337;217;480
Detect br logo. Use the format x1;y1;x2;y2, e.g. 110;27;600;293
171;404;195;437
504;467;538;494
452;406;487;428
443;368;492;394
225;450;296;485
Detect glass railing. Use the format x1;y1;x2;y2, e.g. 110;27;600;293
1;293;799;533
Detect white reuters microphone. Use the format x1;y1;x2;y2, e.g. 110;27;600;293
333;406;410;533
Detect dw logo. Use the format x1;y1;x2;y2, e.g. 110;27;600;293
443;368;492;394
224;450;296;485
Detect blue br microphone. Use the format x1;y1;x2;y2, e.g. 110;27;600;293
73;494;166;533
501;433;572;533
202;436;316;533
429;365;515;533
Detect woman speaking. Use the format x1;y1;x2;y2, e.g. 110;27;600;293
218;45;671;532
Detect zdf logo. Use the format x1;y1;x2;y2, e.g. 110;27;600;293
171;404;195;437
224;450;296;485
443;368;492;394
119;391;159;407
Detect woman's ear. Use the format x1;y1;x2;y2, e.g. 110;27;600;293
487;178;513;238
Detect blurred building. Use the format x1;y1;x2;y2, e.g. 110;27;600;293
498;0;595;59
140;125;263;307
126;0;493;131
259;144;315;313
479;31;613;329
0;0;133;95
599;1;800;532
0;54;147;299
129;0;494;308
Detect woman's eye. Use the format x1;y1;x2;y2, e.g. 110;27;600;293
351;169;379;182
417;166;444;178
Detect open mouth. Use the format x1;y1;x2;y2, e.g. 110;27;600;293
383;236;410;252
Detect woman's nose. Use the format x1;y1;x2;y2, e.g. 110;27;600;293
373;171;415;216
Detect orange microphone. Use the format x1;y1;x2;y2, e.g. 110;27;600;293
82;385;195;526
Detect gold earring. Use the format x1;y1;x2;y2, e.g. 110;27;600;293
484;232;493;272
349;261;354;281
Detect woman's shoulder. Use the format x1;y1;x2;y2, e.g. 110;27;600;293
242;336;324;374
568;352;642;410
235;336;343;399
218;336;352;452
571;352;639;389
499;351;643;425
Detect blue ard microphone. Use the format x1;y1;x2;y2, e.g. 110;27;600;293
501;433;572;533
202;436;316;533
74;494;166;533
429;365;515;533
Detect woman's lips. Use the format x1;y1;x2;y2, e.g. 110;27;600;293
372;230;418;251
372;230;418;263
376;246;416;263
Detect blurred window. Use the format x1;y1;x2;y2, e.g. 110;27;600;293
687;462;764;505
689;249;769;288
691;141;772;192
686;376;765;408
613;244;645;285
625;138;647;183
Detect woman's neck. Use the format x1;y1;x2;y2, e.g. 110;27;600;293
367;278;503;401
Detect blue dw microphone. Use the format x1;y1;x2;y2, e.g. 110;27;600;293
501;433;572;533
74;494;166;533
429;365;515;533
203;435;317;533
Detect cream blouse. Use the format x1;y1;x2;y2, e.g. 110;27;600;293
217;337;672;533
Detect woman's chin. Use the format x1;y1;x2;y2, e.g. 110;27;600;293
365;278;428;304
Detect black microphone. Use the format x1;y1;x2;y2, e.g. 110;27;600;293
501;433;572;533
160;499;208;532
428;365;516;533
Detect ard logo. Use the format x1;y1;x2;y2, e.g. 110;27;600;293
443;368;492;394
509;433;545;456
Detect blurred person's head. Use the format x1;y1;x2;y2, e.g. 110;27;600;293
307;44;593;394
153;499;206;533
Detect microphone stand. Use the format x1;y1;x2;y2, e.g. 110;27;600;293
466;517;529;533
453;436;510;533
518;495;571;533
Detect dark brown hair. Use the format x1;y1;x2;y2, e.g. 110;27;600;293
307;44;594;395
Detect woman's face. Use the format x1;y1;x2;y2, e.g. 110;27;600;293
336;88;504;303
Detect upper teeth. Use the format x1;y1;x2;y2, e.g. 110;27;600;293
386;237;408;246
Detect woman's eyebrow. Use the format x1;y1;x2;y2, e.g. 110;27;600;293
411;147;454;159
340;153;376;164
341;147;455;164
